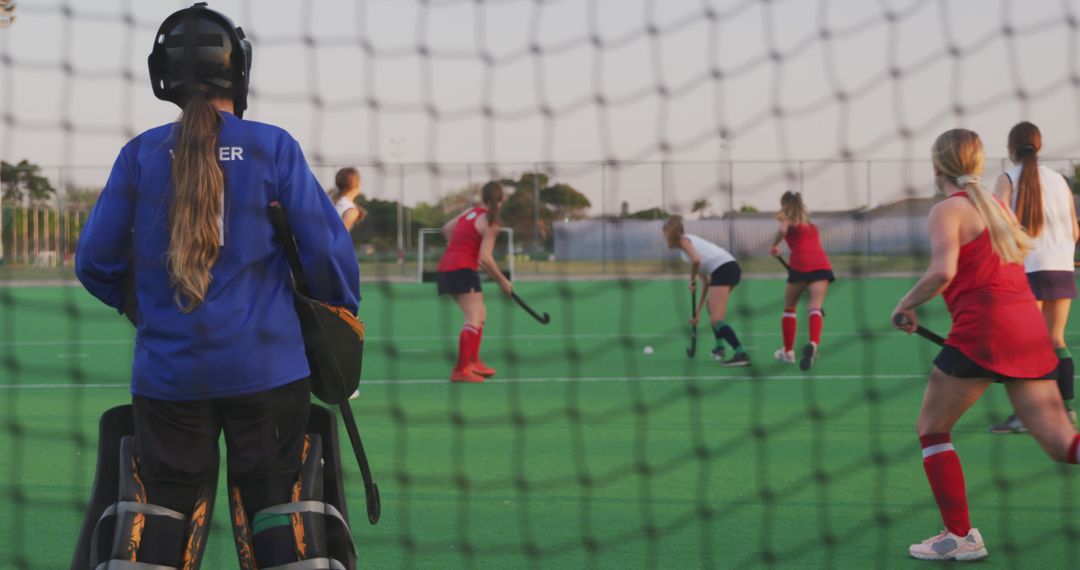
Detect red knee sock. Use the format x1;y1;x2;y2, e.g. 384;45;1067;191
1069;434;1080;464
920;433;971;537
808;308;823;345
474;325;484;363
456;325;480;371
782;308;797;352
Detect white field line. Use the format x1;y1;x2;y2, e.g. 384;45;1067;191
0;373;928;390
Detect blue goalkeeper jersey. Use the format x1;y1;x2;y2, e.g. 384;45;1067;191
76;111;360;401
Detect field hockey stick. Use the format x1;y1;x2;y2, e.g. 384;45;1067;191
774;255;791;271
268;202;381;524
511;291;551;324
337;399;382;524
686;288;698;358
892;313;946;347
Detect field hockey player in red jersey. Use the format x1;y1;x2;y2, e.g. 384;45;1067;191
436;182;513;383
769;191;834;370
892;128;1080;561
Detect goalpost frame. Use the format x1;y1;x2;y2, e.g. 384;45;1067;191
417;227;515;283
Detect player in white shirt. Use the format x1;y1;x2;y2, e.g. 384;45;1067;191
331;167;367;231
663;216;749;366
990;122;1080;433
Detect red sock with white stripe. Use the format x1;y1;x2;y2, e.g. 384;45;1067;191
920;433;971;537
456;325;480;371
1069;434;1080;464
782;308;796;352
808;308;823;345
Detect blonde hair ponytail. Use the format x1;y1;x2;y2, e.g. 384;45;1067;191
167;93;225;312
931;129;1030;264
777;191;809;225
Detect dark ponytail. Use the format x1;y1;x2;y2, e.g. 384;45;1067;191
1008;121;1044;237
167;92;224;312
481;181;504;224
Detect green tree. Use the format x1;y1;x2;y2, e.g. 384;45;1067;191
352;196;400;251
541;183;591;220
1;160;57;205
410;186;480;239
627;207;669;220
63;184;102;211
691;199;709;219
738;204;759;213
498;172;591;250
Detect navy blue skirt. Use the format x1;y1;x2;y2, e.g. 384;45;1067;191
437;269;482;295
787;268;835;284
934;345;1057;382
1027;270;1076;301
709;261;742;287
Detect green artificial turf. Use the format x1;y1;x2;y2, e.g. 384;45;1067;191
1;278;1078;569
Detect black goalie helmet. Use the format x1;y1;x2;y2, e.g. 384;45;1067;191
148;2;252;118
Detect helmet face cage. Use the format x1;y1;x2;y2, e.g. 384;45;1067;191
148;2;252;118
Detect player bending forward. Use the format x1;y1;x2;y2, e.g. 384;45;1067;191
892;128;1080;561
436;182;513;383
663;216;749;366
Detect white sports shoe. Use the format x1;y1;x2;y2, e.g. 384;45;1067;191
909;528;988;561
773;348;795;364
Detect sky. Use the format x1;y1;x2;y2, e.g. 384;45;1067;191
2;0;1080;214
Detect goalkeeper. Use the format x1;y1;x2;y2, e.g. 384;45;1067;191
73;3;358;568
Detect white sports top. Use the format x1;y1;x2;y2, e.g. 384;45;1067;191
334;196;357;221
1006;163;1076;273
679;234;736;275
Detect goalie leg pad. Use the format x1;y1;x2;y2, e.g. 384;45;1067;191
71;405;216;570
228;405;356;570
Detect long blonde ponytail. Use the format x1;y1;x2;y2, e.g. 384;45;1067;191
931;129;1030;264
777;191;809;225
167;93;224;312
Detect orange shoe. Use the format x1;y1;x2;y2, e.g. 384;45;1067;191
472;361;496;377
450;367;485;383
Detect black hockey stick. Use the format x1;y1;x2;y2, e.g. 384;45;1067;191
511;291;551;324
687;288;698;358
337;399;381;524
774;255;791;271
268;202;381;524
892;313;946;347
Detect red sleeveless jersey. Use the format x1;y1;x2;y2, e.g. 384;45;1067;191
940;193;1057;378
785;223;832;272
437;207;488;272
